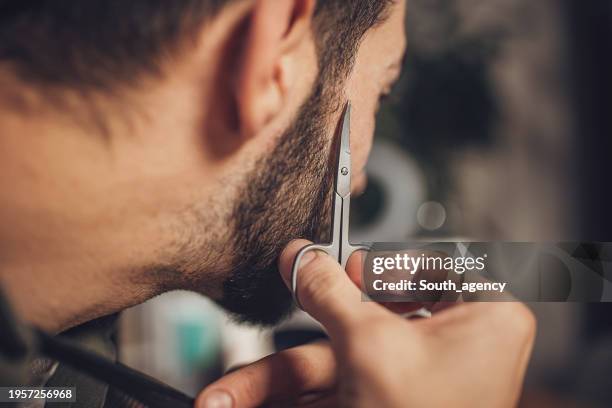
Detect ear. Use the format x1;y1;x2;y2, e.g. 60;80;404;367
235;0;315;138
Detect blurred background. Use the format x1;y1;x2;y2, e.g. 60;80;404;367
118;0;612;406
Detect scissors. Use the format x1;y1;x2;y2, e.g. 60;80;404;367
290;102;370;309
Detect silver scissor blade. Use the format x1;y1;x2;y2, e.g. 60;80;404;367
335;102;352;197
341;103;351;154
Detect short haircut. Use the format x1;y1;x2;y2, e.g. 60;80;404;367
0;0;393;91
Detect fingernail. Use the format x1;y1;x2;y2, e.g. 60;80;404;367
299;251;317;270
201;390;233;408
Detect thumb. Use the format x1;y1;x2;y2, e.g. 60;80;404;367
278;239;388;336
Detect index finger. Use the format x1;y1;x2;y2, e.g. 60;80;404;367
279;240;388;337
196;341;336;408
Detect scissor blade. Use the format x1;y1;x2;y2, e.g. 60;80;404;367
335;102;352;197
341;103;351;155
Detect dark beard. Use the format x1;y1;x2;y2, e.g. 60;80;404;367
216;82;338;326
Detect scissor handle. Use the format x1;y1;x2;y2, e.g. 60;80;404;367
290;243;371;310
291;243;333;309
340;243;371;269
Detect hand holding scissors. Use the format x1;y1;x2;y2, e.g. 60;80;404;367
290;102;369;308
197;102;536;408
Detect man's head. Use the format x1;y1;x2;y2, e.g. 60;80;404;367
0;0;406;330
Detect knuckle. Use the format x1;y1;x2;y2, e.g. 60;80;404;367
234;366;261;400
509;303;537;339
490;302;537;341
285;348;320;387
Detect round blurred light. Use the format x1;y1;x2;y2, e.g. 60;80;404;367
417;201;447;231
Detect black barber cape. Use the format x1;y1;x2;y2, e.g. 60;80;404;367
0;309;140;407
0;289;192;408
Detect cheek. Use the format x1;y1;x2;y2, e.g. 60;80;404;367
346;84;379;177
350;107;376;173
345;62;383;175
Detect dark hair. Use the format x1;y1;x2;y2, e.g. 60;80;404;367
0;0;392;91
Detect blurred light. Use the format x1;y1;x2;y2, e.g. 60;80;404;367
352;141;425;242
417;201;447;231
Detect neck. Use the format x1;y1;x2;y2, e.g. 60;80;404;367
0;258;158;334
0;39;229;332
0;104;174;333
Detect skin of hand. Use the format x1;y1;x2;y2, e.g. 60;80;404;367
196;239;536;408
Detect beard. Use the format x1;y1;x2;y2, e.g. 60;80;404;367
155;71;342;326
215;82;339;326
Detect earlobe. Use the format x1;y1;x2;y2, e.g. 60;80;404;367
235;0;315;139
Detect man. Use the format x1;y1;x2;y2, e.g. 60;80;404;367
0;0;535;407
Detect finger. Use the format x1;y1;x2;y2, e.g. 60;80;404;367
346;250;430;316
460;272;517;302
345;249;365;288
196;341;336;408
263;392;338;408
279;240;388;335
419;301;534;342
